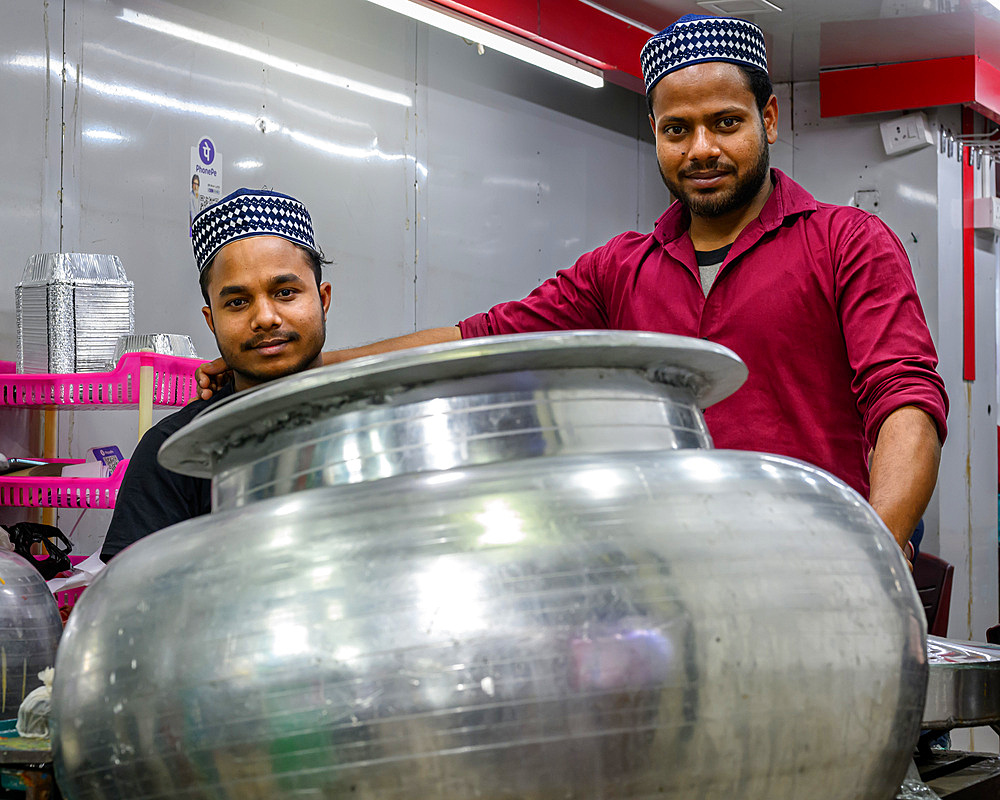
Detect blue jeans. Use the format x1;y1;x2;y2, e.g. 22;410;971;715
910;518;924;560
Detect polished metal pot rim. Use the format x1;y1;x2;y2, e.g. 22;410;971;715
160;330;747;478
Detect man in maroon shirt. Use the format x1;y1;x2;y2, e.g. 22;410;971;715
199;15;947;565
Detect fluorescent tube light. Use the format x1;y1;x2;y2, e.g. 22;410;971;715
83;129;129;143
361;0;605;88
119;9;413;107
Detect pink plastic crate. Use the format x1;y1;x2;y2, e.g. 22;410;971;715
54;555;90;612
40;555;92;615
0;459;129;509
0;352;205;407
56;585;85;612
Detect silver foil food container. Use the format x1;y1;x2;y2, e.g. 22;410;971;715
15;253;134;373
107;333;198;368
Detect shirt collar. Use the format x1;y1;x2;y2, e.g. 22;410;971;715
651;168;817;247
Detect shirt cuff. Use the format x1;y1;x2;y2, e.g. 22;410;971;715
458;314;491;339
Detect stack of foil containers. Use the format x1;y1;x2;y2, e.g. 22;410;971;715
16;253;134;373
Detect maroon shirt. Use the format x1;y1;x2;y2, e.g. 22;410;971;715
459;169;948;497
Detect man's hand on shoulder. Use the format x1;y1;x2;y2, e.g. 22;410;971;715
195;358;232;401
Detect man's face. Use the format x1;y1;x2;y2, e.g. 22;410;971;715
201;236;331;392
648;63;777;219
192;177;199;194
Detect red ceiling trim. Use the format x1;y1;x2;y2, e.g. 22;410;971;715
819;55;1000;125
971;57;1000;127
820;56;975;117
424;0;652;91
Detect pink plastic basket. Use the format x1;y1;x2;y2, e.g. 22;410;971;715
53;555;90;613
0;352;205;407
0;459;129;509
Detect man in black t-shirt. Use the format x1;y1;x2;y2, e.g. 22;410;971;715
100;188;332;561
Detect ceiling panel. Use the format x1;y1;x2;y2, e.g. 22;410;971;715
589;0;1000;82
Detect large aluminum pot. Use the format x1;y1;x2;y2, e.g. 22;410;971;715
51;332;926;800
0;550;63;715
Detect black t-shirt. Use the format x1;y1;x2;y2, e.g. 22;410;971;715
100;384;234;562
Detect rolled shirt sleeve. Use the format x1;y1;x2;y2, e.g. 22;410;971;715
452;169;948;497
834;215;949;449
459;245;613;338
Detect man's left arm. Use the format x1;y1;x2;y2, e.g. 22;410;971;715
833;214;949;557
867;405;942;558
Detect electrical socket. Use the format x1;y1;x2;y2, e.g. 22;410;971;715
879;112;934;157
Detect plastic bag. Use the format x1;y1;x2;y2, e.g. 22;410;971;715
896;759;942;800
16;667;54;738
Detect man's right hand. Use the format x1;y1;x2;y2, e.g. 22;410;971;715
195;358;232;400
320;327;463;368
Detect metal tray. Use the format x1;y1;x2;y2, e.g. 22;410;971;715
923;636;1000;729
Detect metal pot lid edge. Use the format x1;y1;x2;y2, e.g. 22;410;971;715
159;331;747;478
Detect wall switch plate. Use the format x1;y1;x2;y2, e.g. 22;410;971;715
879;112;934;156
973;197;1000;232
854;189;880;213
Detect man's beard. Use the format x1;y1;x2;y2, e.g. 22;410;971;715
659;135;770;219
218;324;325;388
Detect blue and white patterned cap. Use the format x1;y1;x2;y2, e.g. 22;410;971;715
191;188;320;273
640;14;768;96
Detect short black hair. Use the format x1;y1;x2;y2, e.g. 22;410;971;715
646;63;774;121
199;243;330;306
738;65;773;115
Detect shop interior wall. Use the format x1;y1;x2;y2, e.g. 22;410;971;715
2;5;996;707
789;88;1000;750
0;0;664;548
933;111;1000;752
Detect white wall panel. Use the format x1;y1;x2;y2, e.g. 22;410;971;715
0;2;65;530
933;129;1000;752
414;25;660;328
0;0;662;552
48;0;427;550
0;2;63;357
61;0;419;356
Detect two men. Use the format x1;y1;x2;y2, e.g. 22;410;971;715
198;16;947;562
100;188;331;561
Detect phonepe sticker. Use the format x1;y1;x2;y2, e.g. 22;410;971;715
189;136;222;236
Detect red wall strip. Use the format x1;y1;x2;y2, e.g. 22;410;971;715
962;106;976;382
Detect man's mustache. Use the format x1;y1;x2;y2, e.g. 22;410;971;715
241;331;301;351
681;162;735;178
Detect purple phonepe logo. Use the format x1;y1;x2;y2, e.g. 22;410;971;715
199;138;215;166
